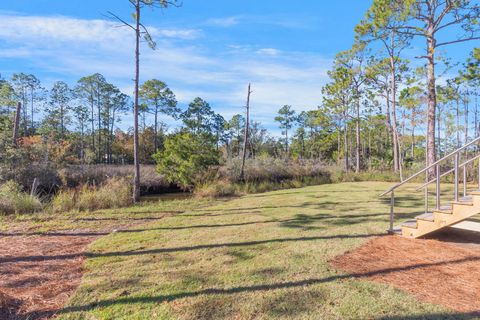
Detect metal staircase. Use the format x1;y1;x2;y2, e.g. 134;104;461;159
380;137;480;238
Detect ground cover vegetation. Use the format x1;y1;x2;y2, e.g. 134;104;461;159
0;1;480;209
2;182;472;319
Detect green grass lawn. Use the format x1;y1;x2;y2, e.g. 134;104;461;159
30;182;473;319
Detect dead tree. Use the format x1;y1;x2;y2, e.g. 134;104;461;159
12;102;21;146
240;83;252;181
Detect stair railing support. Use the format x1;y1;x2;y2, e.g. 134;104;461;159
478;158;480;190
389;191;394;234
436;164;441;210
463;165;468;197
454;153;459;202
425;171;429;214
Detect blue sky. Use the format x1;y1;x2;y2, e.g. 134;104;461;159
0;1;476;133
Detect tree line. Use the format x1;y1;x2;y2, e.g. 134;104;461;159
1;0;480;197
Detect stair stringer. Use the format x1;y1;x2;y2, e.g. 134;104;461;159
401;193;480;238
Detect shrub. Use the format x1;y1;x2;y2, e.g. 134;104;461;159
154;132;220;190
0;181;42;214
50;178;132;213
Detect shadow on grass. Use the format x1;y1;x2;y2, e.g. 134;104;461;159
379;313;479;320
30;255;480;318
1;210;391;237
0;233;383;264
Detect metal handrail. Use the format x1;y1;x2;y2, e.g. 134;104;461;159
380;136;480;234
414;153;480;191
379;135;480;197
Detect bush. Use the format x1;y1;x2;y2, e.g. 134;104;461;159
50;178;133;213
154;132;220;190
0;181;42;214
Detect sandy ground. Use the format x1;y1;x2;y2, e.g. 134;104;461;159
0;234;95;319
331;227;480;314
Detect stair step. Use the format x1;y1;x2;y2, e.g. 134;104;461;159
435;205;453;214
401;220;417;229
460;196;473;202
416;212;434;222
469;190;480;196
452;200;474;206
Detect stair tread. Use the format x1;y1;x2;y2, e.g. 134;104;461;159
416;212;434;221
435;205;453;214
401;220;417;229
452;200;474;206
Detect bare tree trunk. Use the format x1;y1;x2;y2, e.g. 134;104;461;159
285;128;289;157
133;0;141;203
465;95;469;144
154;105;158;153
91;98;95;157
437;107;441;158
30;88;35;133
390;55;400;175
411;125;415;159
456;97;460;148
426;34;437;169
355;100;361;173
344;120;349;172
337;125;341;165
475;94;479;138
240;83;251;181
465;94;469;157
12;102;21;146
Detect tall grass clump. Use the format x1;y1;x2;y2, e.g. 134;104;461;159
51;178;132;213
195;180;238;198
194;157;332;197
0;181;42;214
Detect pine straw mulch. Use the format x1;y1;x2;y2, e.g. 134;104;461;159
330;228;480;314
0;215;172;320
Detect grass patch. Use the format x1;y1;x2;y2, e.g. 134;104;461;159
52;181;465;319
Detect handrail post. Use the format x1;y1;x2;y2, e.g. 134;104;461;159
478;158;480;190
425;171;428;214
436;164;441;210
389;191;394;234
463;165;467;197
454;153;459;202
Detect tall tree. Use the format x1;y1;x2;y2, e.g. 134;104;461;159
139;79;178;152
356;3;412;174
323;60;355;171
76;73;107;160
181;97;215;134
108;0;180;202
335;44;370;173
47;81;72;139
275;105;297;157
372;0;480;166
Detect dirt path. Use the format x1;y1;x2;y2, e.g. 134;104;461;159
0;216;172;320
331;228;480;314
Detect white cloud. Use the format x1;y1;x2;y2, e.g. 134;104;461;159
206;16;240;27
256;48;280;56
0;14;201;43
0;13;332;134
